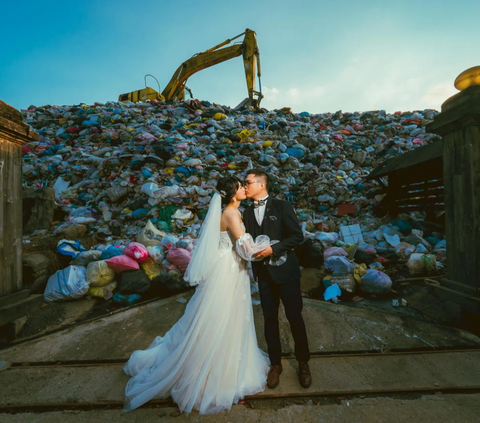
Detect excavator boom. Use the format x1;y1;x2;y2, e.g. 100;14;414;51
119;29;263;109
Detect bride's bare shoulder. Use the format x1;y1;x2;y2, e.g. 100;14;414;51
222;207;237;218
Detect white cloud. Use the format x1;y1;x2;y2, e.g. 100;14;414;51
422;82;457;109
262;85;326;111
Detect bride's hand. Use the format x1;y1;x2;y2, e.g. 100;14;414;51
253;246;273;258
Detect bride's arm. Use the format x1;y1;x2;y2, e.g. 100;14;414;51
223;209;269;261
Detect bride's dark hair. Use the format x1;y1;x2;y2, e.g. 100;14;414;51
217;176;242;207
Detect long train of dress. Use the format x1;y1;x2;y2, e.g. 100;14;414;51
124;230;270;414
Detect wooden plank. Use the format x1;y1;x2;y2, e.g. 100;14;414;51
4;141;15;294
387;173;400;216
397;204;445;212
470;126;480;287
399;178;444;190
12;146;22;291
443;132;455;281
465;126;480;286
0;139;5;295
395;192;444;203
399;178;444;189
453;129;466;282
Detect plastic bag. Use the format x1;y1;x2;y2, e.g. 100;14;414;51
106;254;140;273
161;235;180;251
166;248;192;273
324;283;341;301
71;250;102;266
137;220;167;247
172;208;194;222
123;242;149;263
86;260;116;287
353;263;368;283
406;253;437;275
148;246;165;264
140;257;163;281
360;269;392;294
324;256;355;275
324;247;348;260
395;242;415;259
88;281;117;300
296;237;324;269
331;273;356;292
44;265;89;302
118;270;151;294
57;239;87;258
100;246;123;260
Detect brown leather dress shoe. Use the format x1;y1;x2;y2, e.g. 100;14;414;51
267;364;283;389
298;361;312;388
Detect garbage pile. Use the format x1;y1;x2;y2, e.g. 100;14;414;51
20;99;444;303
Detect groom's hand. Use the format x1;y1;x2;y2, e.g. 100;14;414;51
254;246;273;258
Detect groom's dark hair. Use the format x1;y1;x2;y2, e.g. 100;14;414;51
246;168;269;191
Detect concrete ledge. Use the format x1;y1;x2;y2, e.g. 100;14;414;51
0;294;44;327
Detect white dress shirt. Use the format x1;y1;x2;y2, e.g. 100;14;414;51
254;195;269;226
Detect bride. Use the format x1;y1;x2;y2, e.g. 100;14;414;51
124;176;270;414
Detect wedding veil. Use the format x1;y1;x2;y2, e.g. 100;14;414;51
183;192;222;286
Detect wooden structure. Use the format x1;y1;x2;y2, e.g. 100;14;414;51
366;140;444;219
0;100;38;296
427;84;480;304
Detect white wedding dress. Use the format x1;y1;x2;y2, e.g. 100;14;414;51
123;227;270;415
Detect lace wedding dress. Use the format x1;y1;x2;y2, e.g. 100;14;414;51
123;227;270;415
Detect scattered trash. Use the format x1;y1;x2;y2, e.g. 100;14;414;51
360;269;392;294
44;266;89;302
0;361;12;371
20;99;444;303
324;283;342;301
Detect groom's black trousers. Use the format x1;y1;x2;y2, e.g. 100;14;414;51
257;265;310;366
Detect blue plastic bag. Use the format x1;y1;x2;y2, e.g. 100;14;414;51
100;246;123;260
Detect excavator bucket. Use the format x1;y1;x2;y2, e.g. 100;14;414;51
234;97;261;111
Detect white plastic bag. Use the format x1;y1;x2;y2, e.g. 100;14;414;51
148;246;165;264
44;266;89;302
137;220;166;247
406;253;437;275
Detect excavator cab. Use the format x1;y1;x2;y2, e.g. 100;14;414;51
118;29;263;109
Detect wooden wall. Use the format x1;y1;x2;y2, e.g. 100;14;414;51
0;100;38;297
0;139;23;295
443;126;480;290
387;157;444;218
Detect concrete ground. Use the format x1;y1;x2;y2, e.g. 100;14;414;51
1;394;480;423
1;292;479;363
1;291;479;422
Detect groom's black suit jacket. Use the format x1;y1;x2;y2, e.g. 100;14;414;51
244;197;304;284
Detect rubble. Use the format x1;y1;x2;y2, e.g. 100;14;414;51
19;99;447;301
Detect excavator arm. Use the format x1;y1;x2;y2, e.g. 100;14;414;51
162;28;263;108
119;29;263;109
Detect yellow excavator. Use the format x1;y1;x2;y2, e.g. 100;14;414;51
118;28;263;109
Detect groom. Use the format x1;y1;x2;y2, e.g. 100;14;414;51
243;168;311;389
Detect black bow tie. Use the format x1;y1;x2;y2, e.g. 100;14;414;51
254;199;267;208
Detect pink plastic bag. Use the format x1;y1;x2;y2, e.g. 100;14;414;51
106;254;140;273
324;247;348;260
166;248;192;273
123;242;149;263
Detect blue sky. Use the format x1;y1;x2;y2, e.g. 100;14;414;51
1;0;478;113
